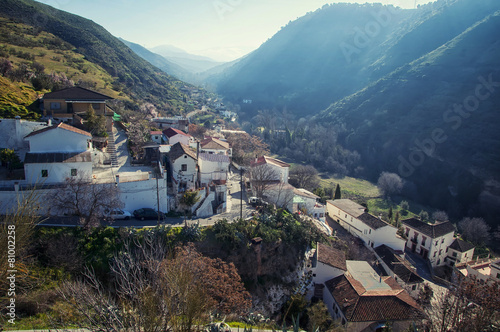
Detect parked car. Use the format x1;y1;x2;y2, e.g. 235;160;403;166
104;209;132;220
133;208;165;221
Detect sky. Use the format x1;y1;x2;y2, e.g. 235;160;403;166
35;0;434;62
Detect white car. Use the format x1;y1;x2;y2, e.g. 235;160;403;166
105;209;132;220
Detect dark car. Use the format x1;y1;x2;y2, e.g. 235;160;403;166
133;208;165;221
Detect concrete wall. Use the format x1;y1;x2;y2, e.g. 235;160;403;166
24;162;92;184
0;118;48;151
312;262;344;285
118;177;168;212
26;128;90;153
198;158;229;186
171;155;197;191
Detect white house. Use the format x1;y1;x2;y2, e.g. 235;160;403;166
168;142;198;192
323;261;422;331
445;238;475;267
326;199;405;252
293;188;325;221
311;243;347;285
264;182;295;211
402;218;456;267
200;137;232;156
23;123;92;184
150;131;163;144
198;152;230;187
251;156;290;183
162;127;193;146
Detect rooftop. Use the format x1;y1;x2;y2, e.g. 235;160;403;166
169;142;197;162
251;156;290;168
42;87;113;101
449;238;475;252
25;122;92;138
316;243;347;271
201;137;230;150
24;151;92;164
199;152;230;163
402;218;455;238
325;272;421;322
327;199;365;218
374;245;423;284
294;188;320;200
163;127;191;138
358;212;390;230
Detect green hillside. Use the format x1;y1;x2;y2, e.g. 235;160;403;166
0;0;193;117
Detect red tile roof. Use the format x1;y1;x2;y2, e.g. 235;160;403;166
201;137;230;150
251;156;290;168
162;127;191;138
317;243;347;271
25;122;91;138
325;274;421;323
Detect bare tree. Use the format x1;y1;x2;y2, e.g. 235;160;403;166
425;276;500;332
51;174;123;228
289;164;320;191
249;164;279;199
432;210;449;222
377;172;404;197
268;181;295;211
458;217;491;246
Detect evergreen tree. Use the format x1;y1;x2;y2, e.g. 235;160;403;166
388;206;393;221
334;184;341;199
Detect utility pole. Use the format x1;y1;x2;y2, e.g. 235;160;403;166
156;168;160;226
240;167;243;220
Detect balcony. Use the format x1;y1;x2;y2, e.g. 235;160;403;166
410;237;418;244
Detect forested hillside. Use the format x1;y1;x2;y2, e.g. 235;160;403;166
0;0;193;117
216;0;500;226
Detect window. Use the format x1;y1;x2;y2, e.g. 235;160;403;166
50;102;60;110
435;240;438;246
441;238;445;243
422;236;427;246
412;285;417;291
92;103;101;110
433;251;437;257
181;164;187;171
41;169;48;177
439;249;443;256
437;259;441;265
405;228;410;237
71;169;77;176
369;229;371;234
446;247;449;253
452;252;457;258
497;273;500;279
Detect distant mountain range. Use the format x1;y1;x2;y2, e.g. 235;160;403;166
208;0;500;223
150;44;223;74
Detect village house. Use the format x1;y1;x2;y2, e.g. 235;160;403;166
445;238;475;267
198;153;230;187
168;142;197;192
326;199;405;251
42;86;113;121
374;244;424;297
162;127;194;146
293;188;325;221
323;260;422;331
310;243;347;285
0;117;48;153
251;156;290;183
200;137;232;156
150;130;163;144
402;218;456;267
23;122;92;184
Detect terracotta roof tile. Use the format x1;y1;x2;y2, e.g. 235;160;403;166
317;243;347;271
163;127;191;138
201;137;230;150
251;156;290;168
25;122;91;138
169;142;197;161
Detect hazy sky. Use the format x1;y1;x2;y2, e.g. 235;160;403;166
35;0;433;62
